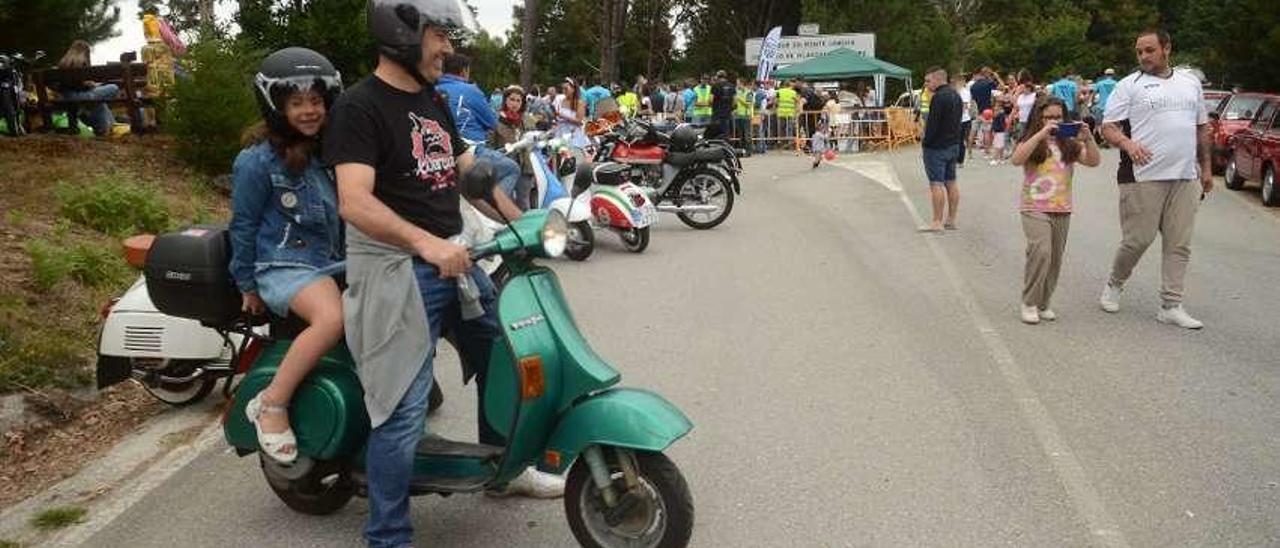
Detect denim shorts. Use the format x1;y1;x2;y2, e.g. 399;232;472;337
922;144;960;184
255;262;345;317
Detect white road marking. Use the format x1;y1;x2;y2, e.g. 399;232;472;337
834;158;1132;548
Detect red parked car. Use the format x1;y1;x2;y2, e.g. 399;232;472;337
1204;89;1232;115
1211;92;1279;174
1225;96;1280;206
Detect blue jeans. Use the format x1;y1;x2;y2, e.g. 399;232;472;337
61;84;118;135
474;145;523;207
363;263;502;548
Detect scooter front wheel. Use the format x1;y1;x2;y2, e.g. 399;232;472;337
565;221;595;261
565;448;693;548
261;455;355;516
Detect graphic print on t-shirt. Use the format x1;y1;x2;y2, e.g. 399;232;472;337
408;112;456;191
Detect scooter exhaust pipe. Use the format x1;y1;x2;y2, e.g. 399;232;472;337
656;204;721;214
132;367;206;384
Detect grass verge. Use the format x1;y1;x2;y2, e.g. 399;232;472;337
30;506;86;530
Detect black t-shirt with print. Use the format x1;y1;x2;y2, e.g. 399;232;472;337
323;75;468;239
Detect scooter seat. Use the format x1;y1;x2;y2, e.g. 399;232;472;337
666;148;727;167
416;433;503;461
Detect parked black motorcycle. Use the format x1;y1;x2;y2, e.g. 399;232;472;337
0;51;42;137
593;119;741;229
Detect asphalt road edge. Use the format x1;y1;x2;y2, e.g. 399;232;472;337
0;405;222;547
840;153;1133;548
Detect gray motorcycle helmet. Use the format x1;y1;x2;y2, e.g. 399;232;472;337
368;0;479;74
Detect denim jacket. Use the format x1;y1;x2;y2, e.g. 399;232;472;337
228;141;343;293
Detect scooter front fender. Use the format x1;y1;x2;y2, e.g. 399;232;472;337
539;388;692;474
550;195;593;223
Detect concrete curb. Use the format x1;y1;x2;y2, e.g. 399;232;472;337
0;400;222;546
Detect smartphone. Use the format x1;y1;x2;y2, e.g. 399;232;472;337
1054;122;1082;138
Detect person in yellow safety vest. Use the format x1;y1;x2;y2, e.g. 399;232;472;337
919;86;932;128
734;79;756;157
776;80;799;147
693;75;713;124
617;87;639;118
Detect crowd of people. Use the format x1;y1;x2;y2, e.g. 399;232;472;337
459;68;890;161
918;64;1121;169
917;28;1213;330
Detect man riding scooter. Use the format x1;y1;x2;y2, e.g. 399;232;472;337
323;1;563;546
435;51;530;209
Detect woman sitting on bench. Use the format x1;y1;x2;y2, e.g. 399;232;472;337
56;40;119;136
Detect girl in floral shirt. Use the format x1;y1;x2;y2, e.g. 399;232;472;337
1009;96;1100;324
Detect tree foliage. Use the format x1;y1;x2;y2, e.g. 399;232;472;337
679;0;800;79
798;0;1279;90
0;0;119;60
166;29;262;174
235;0;375;86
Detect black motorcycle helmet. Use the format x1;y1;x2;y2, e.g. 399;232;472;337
253;47;342;137
367;0;478;84
669;124;700;152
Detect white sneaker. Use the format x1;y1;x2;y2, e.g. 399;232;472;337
1038;308;1057;321
1099;283;1122;313
1020;304;1041;324
486;467;565;499
989;159;999;166
1156;305;1204;329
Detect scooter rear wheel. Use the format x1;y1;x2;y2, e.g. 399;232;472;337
620;227;650;253
565;448;693;548
673;169;733;230
261;455;355;516
136;359;217;406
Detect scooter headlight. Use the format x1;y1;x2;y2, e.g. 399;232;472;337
541;210;568;258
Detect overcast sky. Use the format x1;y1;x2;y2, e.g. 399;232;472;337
96;0;518;62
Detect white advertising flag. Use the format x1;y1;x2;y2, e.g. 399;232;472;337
756;26;782;83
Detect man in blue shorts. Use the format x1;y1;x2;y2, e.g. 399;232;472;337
921;66;963;232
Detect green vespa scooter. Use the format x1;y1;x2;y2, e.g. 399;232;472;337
217;163;695;547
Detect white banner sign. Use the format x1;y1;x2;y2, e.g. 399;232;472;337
755;26;782;83
744;33;876;66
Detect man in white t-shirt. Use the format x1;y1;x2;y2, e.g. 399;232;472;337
1099;28;1213;329
954;74;973;166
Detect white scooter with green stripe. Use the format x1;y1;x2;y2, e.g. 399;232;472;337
566;161;657;256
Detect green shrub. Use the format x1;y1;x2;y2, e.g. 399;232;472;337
0;324;90;392
167;31;263;175
55;177;170;236
26;238;130;292
31;506;86;530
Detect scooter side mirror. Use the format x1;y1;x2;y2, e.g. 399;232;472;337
572;162;595;194
461;159;499;208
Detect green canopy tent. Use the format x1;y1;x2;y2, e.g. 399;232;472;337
771;48;914;107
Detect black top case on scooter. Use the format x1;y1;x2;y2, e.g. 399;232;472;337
144;224;241;327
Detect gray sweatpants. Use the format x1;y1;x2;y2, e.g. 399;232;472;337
1108;180;1200;305
1022;211;1071;308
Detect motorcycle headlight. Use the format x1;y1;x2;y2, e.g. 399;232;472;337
541;210;568;258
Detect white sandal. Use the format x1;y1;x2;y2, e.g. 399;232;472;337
245;392;297;464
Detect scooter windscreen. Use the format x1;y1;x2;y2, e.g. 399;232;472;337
532;149;568;207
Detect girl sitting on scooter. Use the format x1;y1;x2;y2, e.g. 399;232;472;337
228;47;345;464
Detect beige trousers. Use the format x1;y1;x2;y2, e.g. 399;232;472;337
1108;180;1200;305
1021;211;1071;308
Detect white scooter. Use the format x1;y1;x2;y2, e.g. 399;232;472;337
506;131;655;259
503;131;597;260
